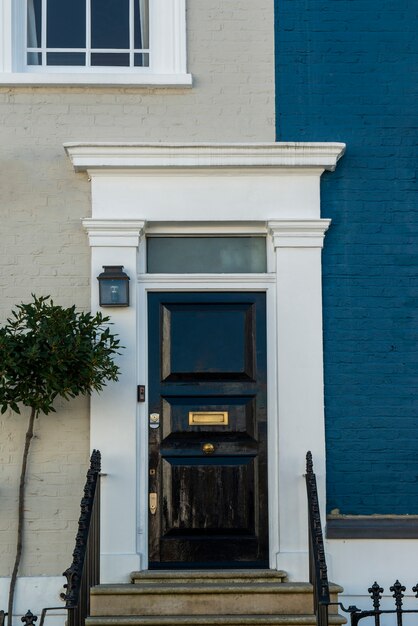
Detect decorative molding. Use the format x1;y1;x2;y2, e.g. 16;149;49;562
64;142;346;173
138;273;276;283
82;219;146;248
268;219;332;248
145;221;268;235
327;516;418;539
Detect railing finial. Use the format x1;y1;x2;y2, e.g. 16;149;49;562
368;582;384;610
90;449;101;473
390;580;406;611
21;611;37;626
306;450;313;474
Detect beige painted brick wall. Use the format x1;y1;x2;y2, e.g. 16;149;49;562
0;0;275;576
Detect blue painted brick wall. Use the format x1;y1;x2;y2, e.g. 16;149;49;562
275;0;418;514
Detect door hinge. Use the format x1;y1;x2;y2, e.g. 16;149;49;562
137;385;146;402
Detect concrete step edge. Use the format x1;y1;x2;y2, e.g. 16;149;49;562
91;582;314;596
86;614;347;626
131;571;288;583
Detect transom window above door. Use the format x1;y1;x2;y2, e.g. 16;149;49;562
27;0;149;68
147;237;267;274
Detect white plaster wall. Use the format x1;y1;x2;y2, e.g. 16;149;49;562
0;0;275;583
327;540;418;607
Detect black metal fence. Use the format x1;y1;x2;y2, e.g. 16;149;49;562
60;448;101;626
305;451;418;626
340;581;418;626
305;451;330;626
1;450;101;626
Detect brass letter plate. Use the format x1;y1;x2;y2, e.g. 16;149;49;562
188;411;229;426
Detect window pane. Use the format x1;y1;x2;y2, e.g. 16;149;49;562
27;0;42;48
47;0;86;48
147;238;267;274
47;52;85;65
134;0;149;49
91;0;129;49
91;53;130;67
27;52;42;65
134;52;149;67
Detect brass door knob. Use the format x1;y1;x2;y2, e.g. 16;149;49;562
202;443;215;455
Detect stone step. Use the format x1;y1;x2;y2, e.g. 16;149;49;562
131;570;288;585
90;582;317;616
87;613;347;626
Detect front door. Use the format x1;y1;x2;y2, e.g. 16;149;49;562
148;292;268;568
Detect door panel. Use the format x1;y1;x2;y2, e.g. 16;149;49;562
148;292;268;568
161;301;255;380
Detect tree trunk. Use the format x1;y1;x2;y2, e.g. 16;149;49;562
7;407;37;626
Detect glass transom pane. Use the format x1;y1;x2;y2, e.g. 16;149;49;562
147;237;267;274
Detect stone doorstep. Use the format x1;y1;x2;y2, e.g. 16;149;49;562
90;570;344;621
90;583;320;616
86;614;347;626
131;570;289;584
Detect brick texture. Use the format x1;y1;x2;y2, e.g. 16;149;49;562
275;0;418;513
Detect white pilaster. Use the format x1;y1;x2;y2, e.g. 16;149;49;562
268;219;330;581
82;218;145;582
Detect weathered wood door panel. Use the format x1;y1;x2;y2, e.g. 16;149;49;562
148;292;268;568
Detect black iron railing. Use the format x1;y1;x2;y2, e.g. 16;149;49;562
305;451;418;626
340;581;418;626
59;448;101;626
305;451;330;626
1;450;101;626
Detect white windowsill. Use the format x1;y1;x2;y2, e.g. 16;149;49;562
0;71;193;87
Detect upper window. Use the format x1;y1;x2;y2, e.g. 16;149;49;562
27;0;149;69
0;0;191;86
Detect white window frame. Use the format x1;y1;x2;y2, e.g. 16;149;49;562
0;0;192;86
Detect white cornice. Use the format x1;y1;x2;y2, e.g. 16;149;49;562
268;219;332;248
82;218;146;247
64;142;346;172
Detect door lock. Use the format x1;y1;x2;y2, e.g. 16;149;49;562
149;413;160;429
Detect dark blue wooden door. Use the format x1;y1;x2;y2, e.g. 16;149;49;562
148;292;268;568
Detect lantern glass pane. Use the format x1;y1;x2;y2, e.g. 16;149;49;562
100;278;129;306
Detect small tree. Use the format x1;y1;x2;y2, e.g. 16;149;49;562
0;295;122;626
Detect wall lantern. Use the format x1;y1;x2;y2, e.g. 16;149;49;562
97;266;130;307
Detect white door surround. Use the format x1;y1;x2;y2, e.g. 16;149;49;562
65;142;345;582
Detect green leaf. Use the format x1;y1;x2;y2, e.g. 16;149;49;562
0;295;122;416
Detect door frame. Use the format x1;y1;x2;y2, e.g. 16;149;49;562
67;141;345;583
137;273;278;569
